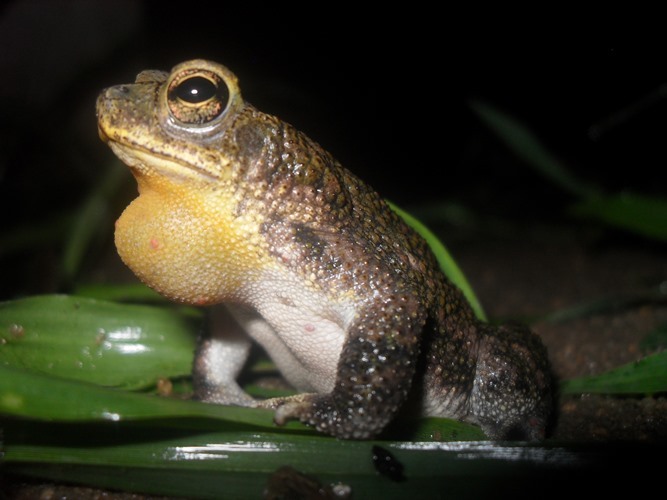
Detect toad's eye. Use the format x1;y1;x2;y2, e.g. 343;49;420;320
174;76;218;103
167;71;230;124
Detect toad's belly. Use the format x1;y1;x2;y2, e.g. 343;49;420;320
227;269;358;393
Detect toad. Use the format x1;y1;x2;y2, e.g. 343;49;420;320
96;59;553;440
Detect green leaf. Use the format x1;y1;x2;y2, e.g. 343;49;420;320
560;350;667;395
74;282;166;302
570;192;667;242
640;323;667;353
389;202;487;321
0;361;481;439
0;363;286;429
400;417;486;442
0;294;197;389
1;418;580;500
0;294;482;438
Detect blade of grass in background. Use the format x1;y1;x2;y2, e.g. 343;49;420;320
470;100;601;200
470;100;667;242
537;286;666;324
570;192;667;242
560;350;667;395
60;163;129;284
640;322;667;353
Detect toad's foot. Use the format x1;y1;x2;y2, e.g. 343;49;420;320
257;393;389;439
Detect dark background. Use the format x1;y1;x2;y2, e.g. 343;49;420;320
1;1;666;299
2;5;667;496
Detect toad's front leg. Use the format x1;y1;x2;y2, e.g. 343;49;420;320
192;306;257;407
258;298;427;439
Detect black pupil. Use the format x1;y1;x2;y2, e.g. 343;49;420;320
176;76;218;104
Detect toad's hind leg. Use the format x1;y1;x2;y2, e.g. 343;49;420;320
259;297;427;439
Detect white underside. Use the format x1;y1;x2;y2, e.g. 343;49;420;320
226;267;357;394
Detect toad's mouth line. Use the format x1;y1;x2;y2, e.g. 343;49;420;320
102;132;222;183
